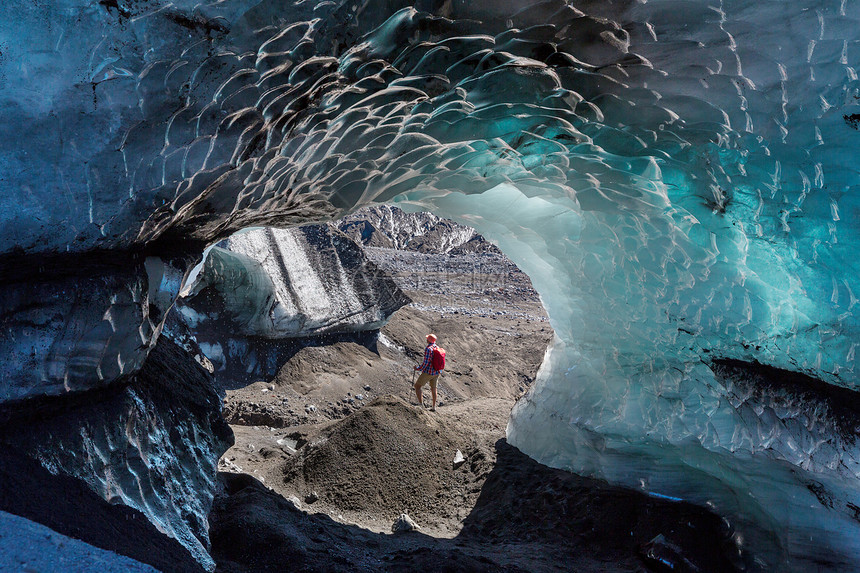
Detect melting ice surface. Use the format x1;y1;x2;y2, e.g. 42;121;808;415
170;223;409;378
3;0;860;568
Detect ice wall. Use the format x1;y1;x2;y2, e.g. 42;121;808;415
3;0;860;569
172;223;409;376
0;337;232;571
0;511;158;573
185;224;408;337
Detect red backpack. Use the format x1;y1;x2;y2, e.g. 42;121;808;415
431;346;446;371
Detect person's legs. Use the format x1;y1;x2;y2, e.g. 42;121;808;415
429;375;439;411
414;372;430;406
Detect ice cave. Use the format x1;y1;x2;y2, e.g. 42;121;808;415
2;0;860;570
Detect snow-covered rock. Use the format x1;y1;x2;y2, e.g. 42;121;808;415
339;206;500;255
391;513;420;533
452;450;466;470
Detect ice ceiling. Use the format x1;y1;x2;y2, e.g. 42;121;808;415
3;0;860;569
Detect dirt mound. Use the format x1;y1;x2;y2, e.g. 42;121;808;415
212;437;746;573
221;338;412;428
278;396;491;531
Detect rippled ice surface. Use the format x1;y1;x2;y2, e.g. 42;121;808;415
3;0;860;568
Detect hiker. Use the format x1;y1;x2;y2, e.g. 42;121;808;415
414;333;444;411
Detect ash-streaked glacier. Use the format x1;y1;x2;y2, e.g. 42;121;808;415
2;0;860;570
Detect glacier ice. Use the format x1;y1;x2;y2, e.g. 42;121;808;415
171;223;409;377
182;224;408;338
3;0;860;568
0;511;159;572
0;254;186;401
2;337;232;571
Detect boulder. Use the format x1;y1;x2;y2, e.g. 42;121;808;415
391;513;420;533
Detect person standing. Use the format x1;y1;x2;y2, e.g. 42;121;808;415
414;333;441;411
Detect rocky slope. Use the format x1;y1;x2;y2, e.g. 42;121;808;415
210;400;741;573
218;242;551;430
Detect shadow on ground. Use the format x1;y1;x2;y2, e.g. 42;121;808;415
210;439;747;573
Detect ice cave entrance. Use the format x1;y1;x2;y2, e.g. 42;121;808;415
170;197;557;413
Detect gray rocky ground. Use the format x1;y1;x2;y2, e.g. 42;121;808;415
210;241;742;572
